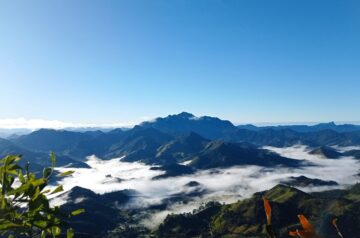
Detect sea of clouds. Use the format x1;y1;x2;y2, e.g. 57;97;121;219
50;145;360;228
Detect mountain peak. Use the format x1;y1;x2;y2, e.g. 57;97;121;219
140;112;236;140
317;121;336;126
173;112;195;119
264;184;311;203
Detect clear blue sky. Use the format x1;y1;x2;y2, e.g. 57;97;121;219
0;0;359;126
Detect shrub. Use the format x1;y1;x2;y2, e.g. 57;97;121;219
0;153;83;238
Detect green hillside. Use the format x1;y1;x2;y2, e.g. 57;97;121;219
156;184;360;238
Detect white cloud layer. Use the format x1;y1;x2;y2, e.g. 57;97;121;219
50;145;360;228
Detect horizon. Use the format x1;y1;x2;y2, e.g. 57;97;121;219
1;0;360;124
0;112;359;131
1;2;360;237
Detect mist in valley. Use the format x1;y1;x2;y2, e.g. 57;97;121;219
50;145;360;228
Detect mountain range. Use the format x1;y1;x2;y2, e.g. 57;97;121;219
156;183;360;238
238;121;360;133
57;183;360;238
0;112;359;173
1;112;360;237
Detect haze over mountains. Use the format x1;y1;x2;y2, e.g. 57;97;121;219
1;112;360;237
1;112;360;138
1;112;360;189
2;112;360;165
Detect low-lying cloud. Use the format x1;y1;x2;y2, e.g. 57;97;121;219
0;118;138;130
51;145;360;228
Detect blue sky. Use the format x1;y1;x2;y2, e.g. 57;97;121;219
0;0;359;127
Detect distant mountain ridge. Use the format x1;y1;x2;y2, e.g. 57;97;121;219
1;112;359;237
0;138;88;170
0;112;359;172
188;141;301;169
238;121;360;133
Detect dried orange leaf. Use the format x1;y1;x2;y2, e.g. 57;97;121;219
263;196;272;225
298;214;314;233
289;215;321;238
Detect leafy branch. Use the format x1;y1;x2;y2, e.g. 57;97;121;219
0;153;84;238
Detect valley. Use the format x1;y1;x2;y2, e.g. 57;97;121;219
1;113;359;237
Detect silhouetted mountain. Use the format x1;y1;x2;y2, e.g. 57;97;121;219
305;129;360;146
307;122;360;132
0;138;88;170
3;113;360;238
238;122;360;133
309;146;343;159
0;128;32;139
157;184;360;238
151;164;195;179
189;141;302;169
68;128;126;159
184;181;201;187
13;129;93;154
59;186;136;237
343;149;360;159
105;127;174;162
3;113;360;170
236;128;360;147
237;124;260;131
236;128;303;147
6;114;360;164
153;132;209;164
281;175;338;187
93;129;208;165
140;112;237;140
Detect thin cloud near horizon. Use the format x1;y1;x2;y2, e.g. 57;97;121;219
0;118;137;130
0;116;359;130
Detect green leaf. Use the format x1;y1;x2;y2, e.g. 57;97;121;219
18;170;25;183
67;228;74;238
31;178;47;187
57;170;75;177
32;186;41;201
8;163;22;172
34;220;48;229
50;185;64;195
0;221;24;229
5;169;18;175
4;155;21;166
0;153;82;237
51;226;61;236
43;167;53;179
41;230;47;238
29;195;47;211
50;152;56;168
10;182;31;196
71;208;85;216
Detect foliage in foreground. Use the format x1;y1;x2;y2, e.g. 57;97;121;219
0;153;84;238
156;184;360;238
263;196;344;238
